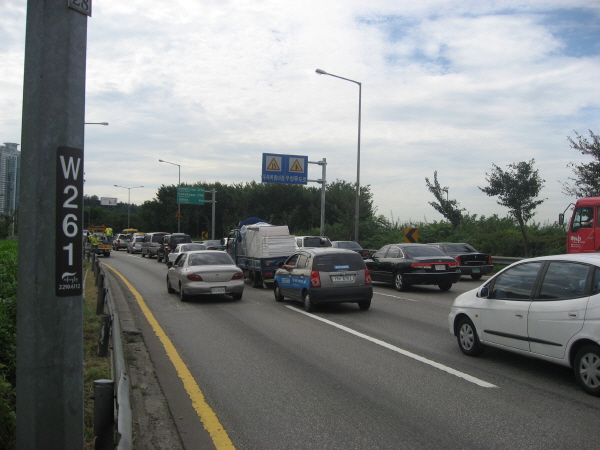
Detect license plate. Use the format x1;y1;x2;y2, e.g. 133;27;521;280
435;265;446;271
332;275;355;282
211;287;226;294
472;268;480;273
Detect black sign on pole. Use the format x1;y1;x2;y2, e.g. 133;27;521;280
55;146;84;297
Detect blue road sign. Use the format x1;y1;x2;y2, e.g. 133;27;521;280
261;153;308;185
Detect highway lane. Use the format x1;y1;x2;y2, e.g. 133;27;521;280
104;250;600;449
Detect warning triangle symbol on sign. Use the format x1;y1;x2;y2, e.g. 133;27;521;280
267;158;281;171
290;159;303;172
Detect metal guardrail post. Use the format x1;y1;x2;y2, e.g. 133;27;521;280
97;314;111;357
93;379;115;450
96;273;106;315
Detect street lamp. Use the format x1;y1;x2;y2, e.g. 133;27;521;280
316;68;362;242
85;122;109;125
114;185;144;229
158;159;181;232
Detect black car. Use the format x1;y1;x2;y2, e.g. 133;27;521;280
331;241;375;259
429;242;493;280
365;243;461;291
157;233;193;263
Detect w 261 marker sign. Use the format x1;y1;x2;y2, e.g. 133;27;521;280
55;146;84;297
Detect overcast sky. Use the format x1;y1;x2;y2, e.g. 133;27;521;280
2;0;600;226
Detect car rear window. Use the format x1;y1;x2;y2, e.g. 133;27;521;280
181;244;206;251
313;253;365;271
152;234;167;243
188;253;234;266
302;238;332;247
171;235;192;245
444;243;476;253
335;241;362;250
404;246;447;258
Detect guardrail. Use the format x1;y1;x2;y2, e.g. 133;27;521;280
87;251;132;450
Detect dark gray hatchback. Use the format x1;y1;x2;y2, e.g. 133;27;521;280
273;248;373;312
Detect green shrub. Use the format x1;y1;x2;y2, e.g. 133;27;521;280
0;240;17;450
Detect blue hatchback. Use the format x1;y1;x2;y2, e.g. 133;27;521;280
273;248;373;312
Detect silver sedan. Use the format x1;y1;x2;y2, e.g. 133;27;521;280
166;242;207;265
166;250;244;301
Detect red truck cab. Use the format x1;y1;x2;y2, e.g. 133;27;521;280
562;197;600;253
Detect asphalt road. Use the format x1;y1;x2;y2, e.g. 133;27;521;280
104;250;600;450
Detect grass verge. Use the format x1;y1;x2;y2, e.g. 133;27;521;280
83;259;112;449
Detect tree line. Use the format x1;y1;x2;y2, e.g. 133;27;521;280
3;130;600;256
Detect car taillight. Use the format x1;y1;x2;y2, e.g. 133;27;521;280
455;256;461;264
310;271;321;287
187;274;203;281
488;256;493;264
411;263;432;269
231;272;244;280
448;261;459;267
365;268;372;284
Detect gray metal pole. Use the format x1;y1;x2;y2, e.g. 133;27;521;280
321;158;327;237
211;189;216;240
355;83;362;243
315;69;362;242
17;1;88;448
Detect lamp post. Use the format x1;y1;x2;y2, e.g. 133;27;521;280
114;185;143;229
316;68;362;242
159;159;181;232
84;122;109;125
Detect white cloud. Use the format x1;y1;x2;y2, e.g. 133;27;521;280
3;0;600;230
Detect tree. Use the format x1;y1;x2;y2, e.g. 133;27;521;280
479;159;545;256
561;130;600;198
425;171;465;229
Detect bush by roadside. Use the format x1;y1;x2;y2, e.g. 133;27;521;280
0;240;17;450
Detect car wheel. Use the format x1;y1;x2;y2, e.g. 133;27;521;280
438;282;452;291
303;291;315;312
456;317;485;356
141;251;146;258
358;300;371;310
394;272;407;291
471;274;483;280
231;292;243;300
167;276;175;294
157;254;162;263
127;248;130;253
179;283;189;302
574;344;600;396
274;283;284;302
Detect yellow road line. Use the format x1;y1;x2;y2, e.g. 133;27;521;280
104;264;236;449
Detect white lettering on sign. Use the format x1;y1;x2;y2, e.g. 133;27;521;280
56;147;84;297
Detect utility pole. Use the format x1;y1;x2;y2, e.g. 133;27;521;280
17;1;89;448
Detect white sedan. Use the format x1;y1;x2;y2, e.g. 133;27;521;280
449;253;600;396
166;250;244;302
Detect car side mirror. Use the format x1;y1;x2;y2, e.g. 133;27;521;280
277;261;284;268
166;262;173;268
558;213;564;226
476;286;489;298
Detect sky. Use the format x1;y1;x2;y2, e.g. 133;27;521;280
2;0;600;226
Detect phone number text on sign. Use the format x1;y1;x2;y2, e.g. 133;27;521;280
56;146;84;297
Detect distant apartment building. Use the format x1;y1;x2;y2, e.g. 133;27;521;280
0;142;20;215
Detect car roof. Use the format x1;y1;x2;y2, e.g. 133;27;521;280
516;253;600;265
391;243;436;247
297;248;359;255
